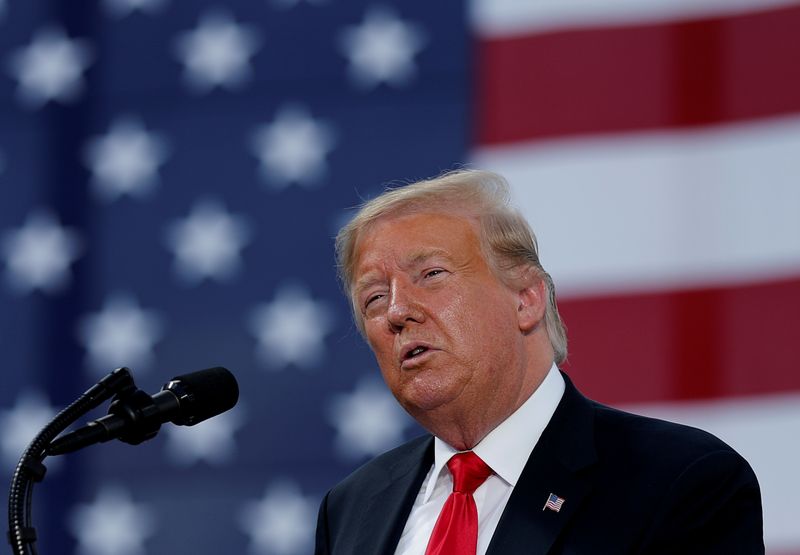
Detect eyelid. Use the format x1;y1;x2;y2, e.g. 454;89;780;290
423;267;447;278
356;279;382;301
363;290;386;308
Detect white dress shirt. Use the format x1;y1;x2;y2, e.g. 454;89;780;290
394;363;565;555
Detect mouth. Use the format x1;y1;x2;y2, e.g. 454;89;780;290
400;344;436;369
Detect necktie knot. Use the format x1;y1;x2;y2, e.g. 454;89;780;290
447;451;492;495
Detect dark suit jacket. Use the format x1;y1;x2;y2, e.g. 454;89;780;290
315;373;764;554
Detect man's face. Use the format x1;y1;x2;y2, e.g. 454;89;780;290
351;211;532;429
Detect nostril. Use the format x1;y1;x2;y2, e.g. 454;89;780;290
388;320;403;334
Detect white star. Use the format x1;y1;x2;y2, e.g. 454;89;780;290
328;378;411;460
7;26;92;108
163;405;244;465
0;392;58;470
2;209;82;294
249;285;334;369
103;0;167;19
68;486;156;555
77;294;164;376
174;11;261;93
239;482;317;555
164;199;250;284
338;6;426;89
84;117;170;202
250;105;336;188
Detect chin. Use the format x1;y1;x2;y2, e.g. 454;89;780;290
397;372;466;415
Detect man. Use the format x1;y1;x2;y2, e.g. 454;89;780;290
315;169;763;554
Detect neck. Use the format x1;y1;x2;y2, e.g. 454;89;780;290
418;352;553;451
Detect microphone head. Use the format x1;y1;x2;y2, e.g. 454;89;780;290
163;367;239;426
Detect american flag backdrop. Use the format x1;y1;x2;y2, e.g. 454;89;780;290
0;0;798;554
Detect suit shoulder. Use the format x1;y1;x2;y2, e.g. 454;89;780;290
590;400;750;472
327;435;431;500
588;404;764;551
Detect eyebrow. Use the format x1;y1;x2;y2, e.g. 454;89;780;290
404;248;451;268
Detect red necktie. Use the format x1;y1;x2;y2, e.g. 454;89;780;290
424;451;493;555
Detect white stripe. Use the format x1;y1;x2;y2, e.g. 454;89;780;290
471;115;800;299
623;394;800;550
471;0;800;38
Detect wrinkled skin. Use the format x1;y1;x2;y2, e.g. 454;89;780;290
351;212;553;450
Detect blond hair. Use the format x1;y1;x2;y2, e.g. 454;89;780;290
335;169;568;364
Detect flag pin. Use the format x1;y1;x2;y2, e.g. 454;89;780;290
543;493;565;513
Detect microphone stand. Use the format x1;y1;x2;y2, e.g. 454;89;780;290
7;368;135;555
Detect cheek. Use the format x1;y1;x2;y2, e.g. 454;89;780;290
451;293;520;368
439;287;516;340
365;329;397;372
437;290;471;328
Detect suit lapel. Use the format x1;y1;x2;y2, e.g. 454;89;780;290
354;437;434;555
487;374;598;555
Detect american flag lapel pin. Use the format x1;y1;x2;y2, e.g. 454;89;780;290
543;493;565;513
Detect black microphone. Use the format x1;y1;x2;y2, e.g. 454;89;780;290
46;367;239;456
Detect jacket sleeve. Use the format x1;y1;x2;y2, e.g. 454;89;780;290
640;449;764;554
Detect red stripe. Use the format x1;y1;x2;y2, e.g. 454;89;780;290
476;6;800;145
559;276;800;405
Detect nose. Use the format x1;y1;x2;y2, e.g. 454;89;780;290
386;280;424;332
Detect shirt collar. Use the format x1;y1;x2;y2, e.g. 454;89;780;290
423;363;565;502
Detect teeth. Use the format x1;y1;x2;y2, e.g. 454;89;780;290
409;347;426;358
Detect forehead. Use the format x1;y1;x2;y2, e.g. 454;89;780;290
353;212;483;274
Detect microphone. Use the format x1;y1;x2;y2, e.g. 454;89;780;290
46;367;239;456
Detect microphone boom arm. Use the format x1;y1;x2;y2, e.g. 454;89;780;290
7;368;135;555
6;366;237;555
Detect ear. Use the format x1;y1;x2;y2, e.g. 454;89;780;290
516;268;547;333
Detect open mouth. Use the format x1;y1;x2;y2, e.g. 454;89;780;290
401;344;433;367
405;346;428;360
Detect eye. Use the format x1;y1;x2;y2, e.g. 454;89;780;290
424;269;446;279
365;293;384;307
